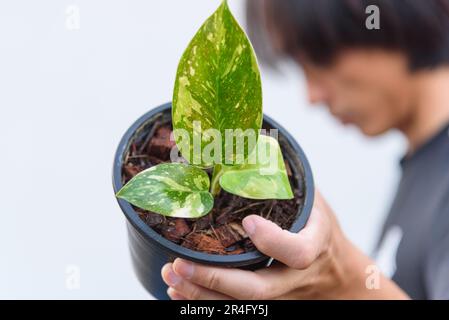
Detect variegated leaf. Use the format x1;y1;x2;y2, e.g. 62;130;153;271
116;163;214;218
219;135;294;199
172;0;263;167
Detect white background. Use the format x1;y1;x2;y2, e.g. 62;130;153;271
0;0;405;299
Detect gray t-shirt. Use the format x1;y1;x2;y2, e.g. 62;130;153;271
375;123;449;299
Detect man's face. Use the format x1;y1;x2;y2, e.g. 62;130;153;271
298;50;415;136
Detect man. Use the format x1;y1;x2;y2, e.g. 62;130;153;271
161;0;449;299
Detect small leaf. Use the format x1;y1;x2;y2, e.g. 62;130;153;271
116;163;214;218
219;135;294;199
172;0;263;167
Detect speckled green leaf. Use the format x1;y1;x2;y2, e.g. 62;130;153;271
219;135;294;199
172;0;263;167
116;163;214;218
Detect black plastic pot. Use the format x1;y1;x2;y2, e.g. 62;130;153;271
112;102;314;300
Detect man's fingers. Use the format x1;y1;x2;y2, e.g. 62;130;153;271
169;259;273;299
167;287;187;300
162;263;231;300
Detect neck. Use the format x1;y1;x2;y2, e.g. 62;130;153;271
402;67;449;154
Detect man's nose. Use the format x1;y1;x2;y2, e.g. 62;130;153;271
307;81;328;105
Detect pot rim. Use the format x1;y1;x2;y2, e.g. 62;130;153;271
112;102;314;267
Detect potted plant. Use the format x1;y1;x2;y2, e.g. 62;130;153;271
112;0;314;300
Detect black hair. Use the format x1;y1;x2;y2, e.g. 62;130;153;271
246;0;449;71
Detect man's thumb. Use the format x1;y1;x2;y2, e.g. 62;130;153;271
242;214;312;269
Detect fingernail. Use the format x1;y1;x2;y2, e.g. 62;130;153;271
167;288;185;300
174;259;194;279
242;216;256;236
164;267;181;287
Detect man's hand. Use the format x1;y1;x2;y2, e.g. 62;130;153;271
161;190;408;300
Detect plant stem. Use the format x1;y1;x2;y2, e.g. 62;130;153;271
210;164;224;196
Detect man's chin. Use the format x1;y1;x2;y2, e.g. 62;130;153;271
358;124;390;137
336;117;390;137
